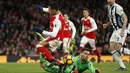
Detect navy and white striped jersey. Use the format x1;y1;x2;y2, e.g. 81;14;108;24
108;3;124;30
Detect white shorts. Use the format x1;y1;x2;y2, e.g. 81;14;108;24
80;36;96;50
49;39;62;52
63;38;71;48
110;29;127;45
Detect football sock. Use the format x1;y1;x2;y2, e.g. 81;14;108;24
111;50;126;68
38;47;54;61
38;47;61;65
93;48;101;57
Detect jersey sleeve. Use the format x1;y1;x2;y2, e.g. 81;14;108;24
116;5;124;16
87;61;96;73
87;18;97;33
69;21;76;38
43;8;49;13
42;20;61;37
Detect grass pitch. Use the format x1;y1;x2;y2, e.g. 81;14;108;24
0;62;130;73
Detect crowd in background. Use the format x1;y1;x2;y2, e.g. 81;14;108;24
0;0;130;56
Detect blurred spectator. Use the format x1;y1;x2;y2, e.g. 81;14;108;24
0;0;130;56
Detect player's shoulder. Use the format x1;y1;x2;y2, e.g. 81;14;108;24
81;17;85;21
68;20;74;24
74;55;80;60
88;16;94;20
88;16;95;21
114;3;123;9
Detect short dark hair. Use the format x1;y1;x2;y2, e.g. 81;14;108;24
83;8;89;12
48;1;59;11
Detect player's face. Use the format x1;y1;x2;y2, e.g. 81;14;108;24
80;50;90;62
64;14;69;21
107;0;115;5
48;6;56;15
83;10;89;18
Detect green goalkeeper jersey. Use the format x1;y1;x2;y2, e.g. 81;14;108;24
40;53;60;73
74;56;96;73
40;53;96;73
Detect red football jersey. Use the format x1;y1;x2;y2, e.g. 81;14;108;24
81;17;96;39
64;21;72;38
49;13;65;41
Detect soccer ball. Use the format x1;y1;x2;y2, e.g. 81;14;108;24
63;55;74;65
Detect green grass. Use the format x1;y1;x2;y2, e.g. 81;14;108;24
0;62;130;73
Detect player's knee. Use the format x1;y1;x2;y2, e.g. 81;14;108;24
108;46;113;53
108;43;115;52
115;43;122;50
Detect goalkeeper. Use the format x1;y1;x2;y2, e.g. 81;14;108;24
40;50;100;73
70;50;100;73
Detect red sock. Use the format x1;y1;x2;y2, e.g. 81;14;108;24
38;47;61;65
93;48;101;57
38;47;54;61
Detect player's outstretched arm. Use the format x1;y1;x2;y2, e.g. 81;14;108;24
87;61;97;73
35;5;49;13
39;52;60;73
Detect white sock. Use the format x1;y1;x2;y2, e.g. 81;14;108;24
111;50;126;68
120;48;130;55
